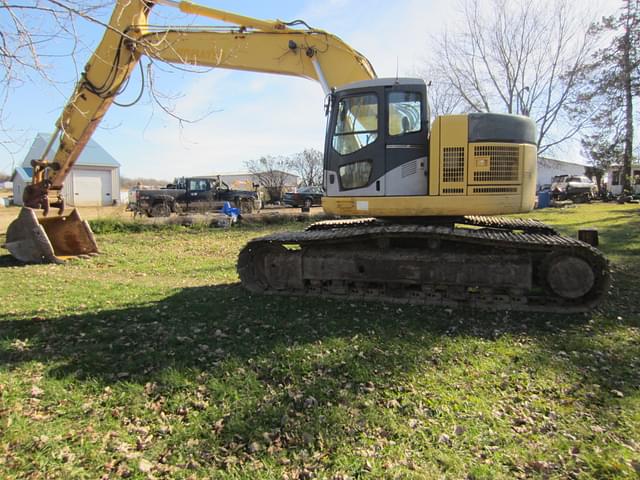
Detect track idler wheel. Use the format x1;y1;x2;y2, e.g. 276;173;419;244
543;254;595;300
237;243;302;293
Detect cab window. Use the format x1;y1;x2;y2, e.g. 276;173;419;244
189;179;209;191
339;160;373;189
388;91;422;136
332;93;378;155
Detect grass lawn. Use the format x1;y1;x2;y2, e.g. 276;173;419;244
0;203;638;479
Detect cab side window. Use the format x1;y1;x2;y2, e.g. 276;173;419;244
388;91;422;136
332;93;379;155
189;179;209;191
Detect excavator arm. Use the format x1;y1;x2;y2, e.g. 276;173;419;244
24;0;153;213
23;0;376;213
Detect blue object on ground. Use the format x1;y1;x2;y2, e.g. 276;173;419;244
222;201;240;220
537;191;551;209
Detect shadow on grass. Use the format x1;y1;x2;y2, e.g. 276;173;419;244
0;284;451;381
0;254;23;268
1;282;637;445
1;209;638;476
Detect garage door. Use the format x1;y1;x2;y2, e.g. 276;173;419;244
73;169;112;206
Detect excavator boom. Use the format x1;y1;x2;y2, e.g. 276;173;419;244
141;29;375;92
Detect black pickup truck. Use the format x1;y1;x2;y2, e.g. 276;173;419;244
128;177;261;217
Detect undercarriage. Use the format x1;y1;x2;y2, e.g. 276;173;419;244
237;216;609;312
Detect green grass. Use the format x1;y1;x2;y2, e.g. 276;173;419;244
1;203;639;479
87;212;331;235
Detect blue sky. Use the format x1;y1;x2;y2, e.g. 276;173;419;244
0;0;620;180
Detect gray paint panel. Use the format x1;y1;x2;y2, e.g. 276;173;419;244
325;157;428;198
468;113;537;145
385;157;428;195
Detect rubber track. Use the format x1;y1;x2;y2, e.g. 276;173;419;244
238;224;610;312
462;215;558;235
307;216;558;235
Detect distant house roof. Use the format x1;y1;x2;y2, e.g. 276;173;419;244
11;167;33;182
22;133;120;168
538;156;586;168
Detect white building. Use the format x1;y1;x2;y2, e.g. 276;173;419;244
537;157;587;189
605;163;640;195
12;133;120;207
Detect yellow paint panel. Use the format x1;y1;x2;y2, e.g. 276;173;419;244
428;118;441;195
437;115;468;196
323;194;529;217
520;144;537;210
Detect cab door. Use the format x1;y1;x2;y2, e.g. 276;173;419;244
324;88;386;197
186;178;212;212
384;85;429;196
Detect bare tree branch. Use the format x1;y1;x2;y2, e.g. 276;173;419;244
421;0;597;154
288;148;323;187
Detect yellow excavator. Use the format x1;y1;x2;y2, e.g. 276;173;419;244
4;0;608;311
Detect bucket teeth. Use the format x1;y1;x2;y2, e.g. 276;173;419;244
3;207;98;264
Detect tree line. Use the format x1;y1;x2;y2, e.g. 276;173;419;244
244;148;324;191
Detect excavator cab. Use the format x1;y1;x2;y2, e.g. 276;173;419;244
324;78;429;201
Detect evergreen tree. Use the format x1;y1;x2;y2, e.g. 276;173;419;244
572;0;640;192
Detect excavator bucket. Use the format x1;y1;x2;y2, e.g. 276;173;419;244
3;208;98;264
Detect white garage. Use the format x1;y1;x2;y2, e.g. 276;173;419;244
12;133;120;207
71;168;115;206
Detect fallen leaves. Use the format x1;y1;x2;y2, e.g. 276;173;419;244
30;385;44;398
10;339;30;352
138;458;153;473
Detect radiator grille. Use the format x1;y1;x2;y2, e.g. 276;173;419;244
472;145;519;182
472;186;518;194
443;188;464;194
443;147;465;182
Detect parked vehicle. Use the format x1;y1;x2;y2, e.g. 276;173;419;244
551;175;598;202
283;186;324;208
129;177;261;217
